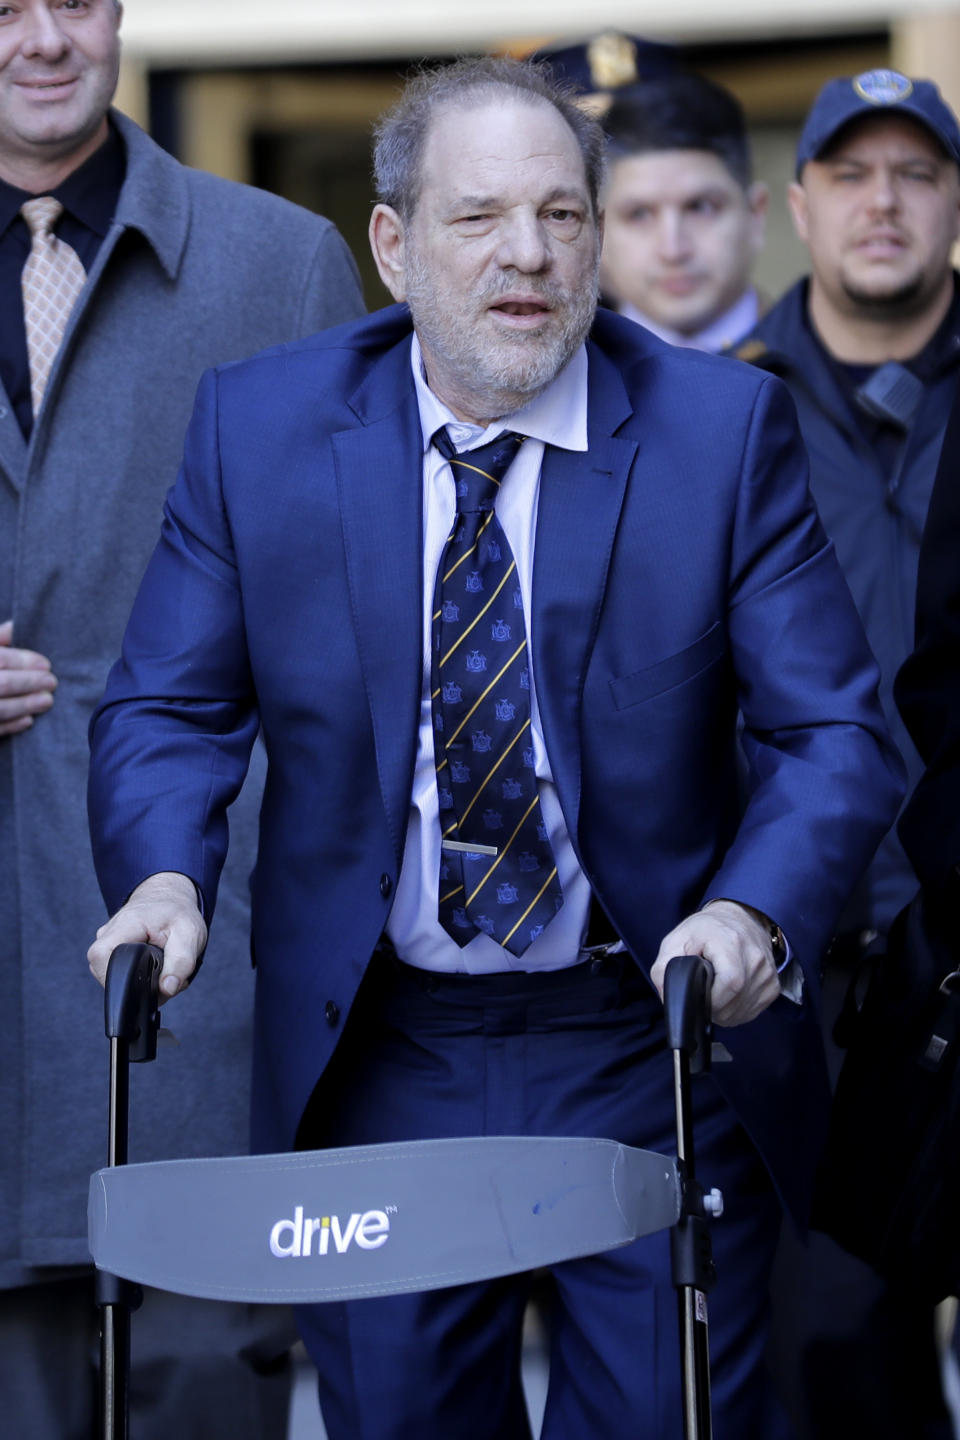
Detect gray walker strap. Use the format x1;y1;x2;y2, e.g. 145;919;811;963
89;1135;681;1303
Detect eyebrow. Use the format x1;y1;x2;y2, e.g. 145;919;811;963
447;195;502;213
446;185;590;213
538;185;590;206
680;186;734;201
616;184;733;207
825;151;941;168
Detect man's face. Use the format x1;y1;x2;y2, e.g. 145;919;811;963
599;149;767;335
789;113;960;320
370;94;601;424
0;0;122;182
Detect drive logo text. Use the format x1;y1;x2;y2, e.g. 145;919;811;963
269;1205;391;1258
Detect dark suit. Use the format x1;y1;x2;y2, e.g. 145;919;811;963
888;374;960;1440
89;304;901;1437
897;371;960;893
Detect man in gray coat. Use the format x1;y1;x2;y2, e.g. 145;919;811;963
0;2;364;1436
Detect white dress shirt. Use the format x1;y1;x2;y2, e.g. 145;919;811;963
385;336;594;974
621;288;760;355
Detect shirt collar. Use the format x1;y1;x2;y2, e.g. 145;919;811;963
621;287;759;354
411;332;589;455
0;120;124;239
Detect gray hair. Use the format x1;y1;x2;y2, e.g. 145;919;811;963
373;56;606;226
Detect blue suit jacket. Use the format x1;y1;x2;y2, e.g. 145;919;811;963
88;305;902;1224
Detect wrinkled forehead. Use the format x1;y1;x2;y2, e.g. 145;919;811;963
417;92;591;207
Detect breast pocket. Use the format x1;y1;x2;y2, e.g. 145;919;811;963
609;623;725;711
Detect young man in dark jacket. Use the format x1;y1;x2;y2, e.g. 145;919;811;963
600;71;769;353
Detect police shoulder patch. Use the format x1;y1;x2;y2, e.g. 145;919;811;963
733;338;768;363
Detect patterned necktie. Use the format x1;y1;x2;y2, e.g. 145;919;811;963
20;197;86;418
431;425;564;957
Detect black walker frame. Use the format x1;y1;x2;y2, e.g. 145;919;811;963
96;943;718;1440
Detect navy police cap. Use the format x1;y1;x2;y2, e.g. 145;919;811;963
796;69;960;174
531;31;679;98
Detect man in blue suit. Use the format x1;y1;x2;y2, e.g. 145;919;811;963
87;57;901;1439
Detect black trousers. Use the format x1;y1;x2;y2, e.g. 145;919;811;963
296;950;791;1440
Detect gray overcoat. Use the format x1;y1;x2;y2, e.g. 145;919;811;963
0;109;365;1283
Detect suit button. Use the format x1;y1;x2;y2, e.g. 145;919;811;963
380;873;393;898
325;1001;340;1027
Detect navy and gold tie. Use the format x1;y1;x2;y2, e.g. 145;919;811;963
431;426;563;956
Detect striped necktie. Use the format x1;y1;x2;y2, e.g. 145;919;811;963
431;425;563;957
20;196;86;418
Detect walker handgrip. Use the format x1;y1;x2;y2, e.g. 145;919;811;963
663;955;714;1074
104;943;162;1062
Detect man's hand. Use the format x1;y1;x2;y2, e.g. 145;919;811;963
0;619;57;736
88;872;207;1001
651;899;780;1027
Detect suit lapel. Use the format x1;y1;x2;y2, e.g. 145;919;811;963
332;328;424;860
0;377;27;493
533;343;637;840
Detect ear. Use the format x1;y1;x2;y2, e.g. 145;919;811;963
745;182;769;258
786;181;810;244
747;181;769;222
369;204;407;301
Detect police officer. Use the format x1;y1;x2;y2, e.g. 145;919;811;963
737;69;960;1440
600;71;769;352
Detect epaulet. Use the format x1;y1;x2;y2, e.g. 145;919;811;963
731;338;769;363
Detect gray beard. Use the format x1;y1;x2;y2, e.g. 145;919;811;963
406;260;599;421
